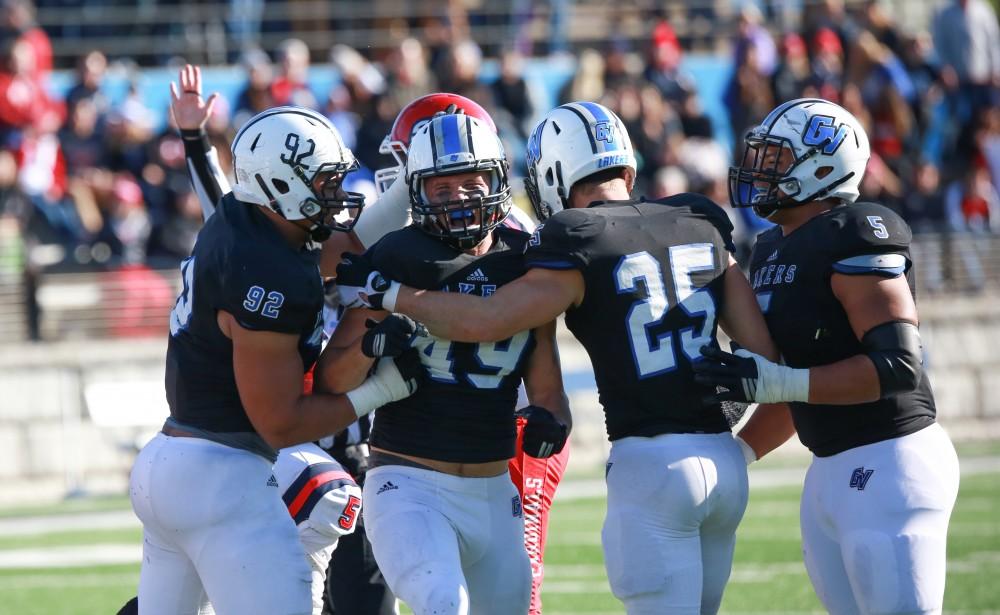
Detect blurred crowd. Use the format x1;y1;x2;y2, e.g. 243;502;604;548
0;0;998;275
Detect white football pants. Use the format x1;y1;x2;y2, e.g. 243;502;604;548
800;423;960;615
602;432;749;615
129;433;313;615
362;465;531;615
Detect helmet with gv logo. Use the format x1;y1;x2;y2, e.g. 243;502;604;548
728;98;870;219
524;101;636;220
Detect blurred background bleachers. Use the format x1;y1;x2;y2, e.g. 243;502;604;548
0;0;999;502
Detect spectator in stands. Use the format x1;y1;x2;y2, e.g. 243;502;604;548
679;91;713;139
932;0;1000;125
233;48;274;129
382;37;435;111
725;33;775;160
733;4;777;77
946;165;1000;233
945;164;1000;289
642;20;693;107
65;50;108;116
559;48;605;105
491;47;535;140
808;27;844;102
271;38;315;108
0;0;50;80
771;33;811;104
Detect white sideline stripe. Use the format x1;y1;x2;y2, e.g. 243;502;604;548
0;510;139;537
0;544;140;568
0;570;138;589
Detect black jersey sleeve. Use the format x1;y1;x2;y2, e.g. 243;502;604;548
523;208;607;270
221;244;321;334
826;203;912;277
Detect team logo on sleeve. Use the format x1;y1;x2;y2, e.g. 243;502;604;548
528;223;545;248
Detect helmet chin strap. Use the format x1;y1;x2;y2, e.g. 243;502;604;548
309;224;332;242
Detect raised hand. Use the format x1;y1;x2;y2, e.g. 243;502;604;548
169;64;219;132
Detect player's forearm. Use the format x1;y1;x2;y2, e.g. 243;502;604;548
395;286;516;342
737;403;796;459
719;262;780;362
806;354;881;405
319;232;365;278
261;394;363;449
314;338;373;394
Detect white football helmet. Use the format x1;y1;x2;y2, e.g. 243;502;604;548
405;113;511;250
728;98;870;218
524;101;636;220
231;106;365;241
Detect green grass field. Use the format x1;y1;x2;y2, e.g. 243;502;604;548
1;470;997;614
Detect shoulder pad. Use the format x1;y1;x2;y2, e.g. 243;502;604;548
826;203;912;255
652;193;736;253
524;208;606;270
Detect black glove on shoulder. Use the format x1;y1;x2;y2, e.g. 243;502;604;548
361;315;427;358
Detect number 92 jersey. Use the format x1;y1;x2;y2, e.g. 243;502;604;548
166;194;325;436
365;225;536;463
525;194;736;441
748;202;935;457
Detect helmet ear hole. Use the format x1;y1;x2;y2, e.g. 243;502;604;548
815;166;834;179
272;179;290;194
545;168;555;186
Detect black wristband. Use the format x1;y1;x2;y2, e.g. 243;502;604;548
179;128;212;151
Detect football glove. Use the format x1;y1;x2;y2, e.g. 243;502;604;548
335;253;400;311
361;315;427;358
518;405;568;458
693;344;809;405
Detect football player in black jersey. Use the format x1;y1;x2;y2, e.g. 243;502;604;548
128;100;422;615
694;98;960;615
321;112;570;615
336;102;779;615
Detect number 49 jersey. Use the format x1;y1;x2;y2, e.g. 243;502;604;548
525;194;736;441
165;194;324;436
366;225;536;463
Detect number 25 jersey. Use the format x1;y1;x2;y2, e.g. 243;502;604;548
525;194;736;441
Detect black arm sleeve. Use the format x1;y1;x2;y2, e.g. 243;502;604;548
862;321;923;397
181;128;231;221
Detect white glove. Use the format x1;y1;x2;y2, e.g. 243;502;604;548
695;345;810;404
345;355;420;417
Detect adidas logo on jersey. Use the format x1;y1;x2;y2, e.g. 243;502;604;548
266;474;279;488
466;268;489;282
767;249;779;262
377;481;399;495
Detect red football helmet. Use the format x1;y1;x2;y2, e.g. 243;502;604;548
375;92;496;195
